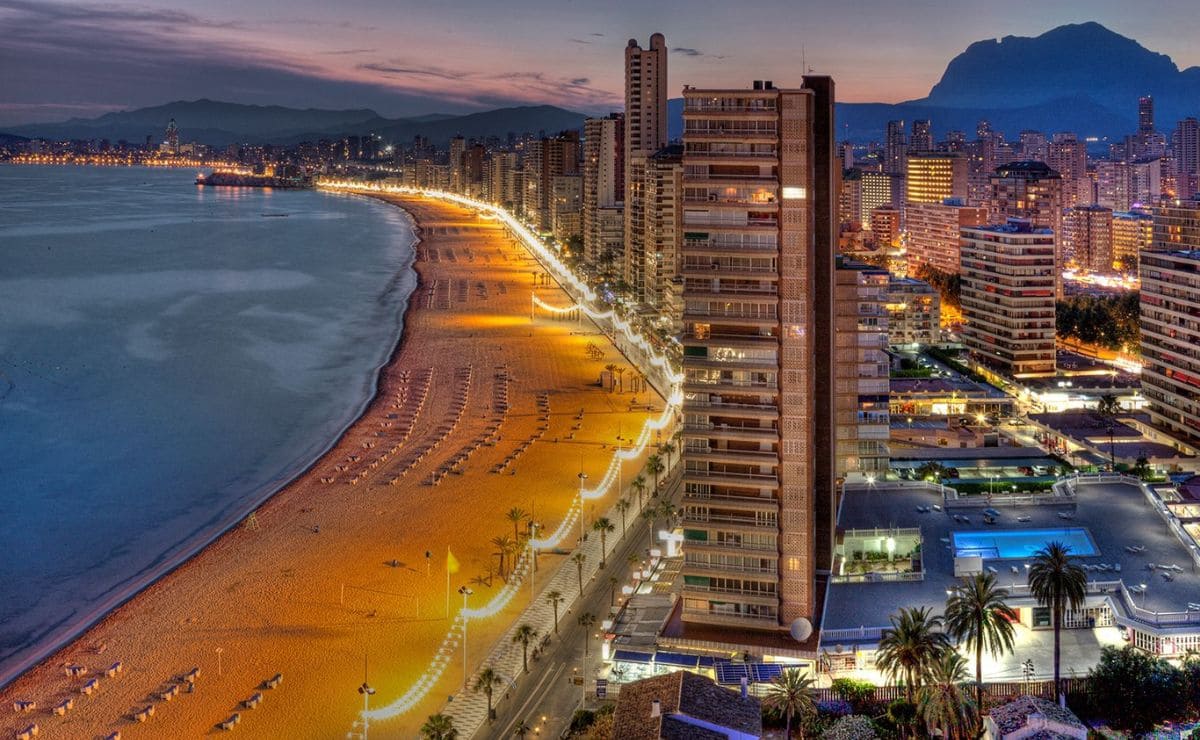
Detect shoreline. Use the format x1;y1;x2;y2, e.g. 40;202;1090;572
0;183;422;692
0;193;658;739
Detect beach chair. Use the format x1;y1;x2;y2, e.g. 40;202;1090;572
52;698;73;716
218;713;241;731
16;724;39;740
243;692;263;709
81;678;100;695
12;700;36;713
104;732;120;740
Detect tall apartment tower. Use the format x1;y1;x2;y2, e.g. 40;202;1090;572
449;135;466;193
1063;204;1115;273
909;119;933;154
638;145;684;323
1172;118;1199;200
988;161;1064;295
678;77;837;638
906;200;988;275
1139;95;1155;134
905;154;968;205
1047;133;1090;207
624;33;669;303
884;120;907;175
583;114;626;270
1140;232;1200;448
960;220;1057;377
834;258;891;479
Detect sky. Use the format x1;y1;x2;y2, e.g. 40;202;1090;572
2;0;1200;126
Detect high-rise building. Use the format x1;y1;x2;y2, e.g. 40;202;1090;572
523;131;581;232
834;258;890;479
1097;158;1162;211
449;136;466;193
905;154;968;205
679;77;836;638
869;205;901;248
550;174;583;242
859;171;901;227
884;120;907;175
1152;197;1200;250
1172;118;1199;200
838;169;862;227
1063;205;1115;273
909;120;933;154
906;199;988;275
163;119;180;155
583;114;625;270
624;33;669;304
1139;96;1155;134
487;151;520;212
988;161;1064;295
1140;242;1200;447
960;220;1057;377
1047;133;1090;207
639;145;684;321
885;276;941;348
1018;130;1048;162
1112;210;1154;272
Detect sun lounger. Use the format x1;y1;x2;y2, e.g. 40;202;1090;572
16;724;39;740
1011;565;1019;574
52;698;73;716
133;706;154;722
81;678;100;695
105;732;120;740
181;667;200;683
987;566;999;574
64;664;87;678
932;504;942;511
218;713;241;731
12;700;36;713
264;673;283;689
243;692;263;709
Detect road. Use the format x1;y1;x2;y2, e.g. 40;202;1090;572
482;472;681;740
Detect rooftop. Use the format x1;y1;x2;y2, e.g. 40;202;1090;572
823;480;1200;638
611;671;762;740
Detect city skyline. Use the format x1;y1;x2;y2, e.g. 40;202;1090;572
5;0;1200;127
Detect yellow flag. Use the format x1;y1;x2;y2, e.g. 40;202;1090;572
446;548;460;575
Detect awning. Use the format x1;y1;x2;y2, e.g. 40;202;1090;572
716;662;786;685
613;650;654;664
655;652;700;668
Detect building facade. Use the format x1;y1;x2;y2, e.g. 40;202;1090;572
624;33;669;303
680;77;836;635
834;259;891;479
1140;248;1200;447
905;200;987;275
1063;204;1115;273
583;114;625;270
960;220;1057;377
905;154;968;205
885;276;941;348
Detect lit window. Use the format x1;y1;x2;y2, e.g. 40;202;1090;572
782;186;806;200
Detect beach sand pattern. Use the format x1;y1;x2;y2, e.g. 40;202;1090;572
0;195;664;739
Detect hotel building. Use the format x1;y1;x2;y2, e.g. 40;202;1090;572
679;77;837;638
988;161;1064;295
905;154;968;205
885;276;941;348
1112;210;1154;272
960;220;1057;377
1063;204;1115;273
624;33;669;304
583;114;625;270
835;258;891;479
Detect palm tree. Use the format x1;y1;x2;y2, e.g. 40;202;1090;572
615;366;626;393
603;363;618;392
641;508;658;551
608;575;619;607
421;712;458;739
473;668;503;722
546;590;564;635
876;606;951;704
577;612;596;656
593;517;615;567
513;719;531;738
1028;542;1087;702
513;624;538;674
491;534;516;580
646;454;665;493
506;507;528;544
1097;395;1122;471
632;474;647;508
662;441;677;472
657;501;678;530
615;497;631;533
943;572;1017;717
917;650;975;740
762;668;816;739
571;552;587;597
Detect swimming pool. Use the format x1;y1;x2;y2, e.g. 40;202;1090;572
952;528;1098;560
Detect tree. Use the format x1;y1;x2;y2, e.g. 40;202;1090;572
571;552;587;597
1088;645;1188;734
916;650;975;740
421;712;458;739
762;668;816;739
615;497;631;533
506;507;528;544
592;517;615;567
1132;456;1151;480
473;668;503;722
657;501;678;530
641;507;658;551
659;441;676;473
830;677;876;715
1096;395;1122;471
546;590;564;636
646;454;665;493
513;624;538;674
943;572;1017;720
603;364;618;392
491;534;517;581
632;474;647;507
577;612;596;657
513;719;531;738
1028;542;1087;702
875;606;951;704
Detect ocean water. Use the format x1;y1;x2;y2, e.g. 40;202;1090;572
0;165;417;686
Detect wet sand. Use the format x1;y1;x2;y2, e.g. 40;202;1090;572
0;194;661;739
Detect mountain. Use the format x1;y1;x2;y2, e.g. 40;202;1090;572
665;23;1200;142
4;100;587;146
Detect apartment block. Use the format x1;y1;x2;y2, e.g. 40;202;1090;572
885;276;941;348
1140;247;1200;446
834;258;891;479
960;220;1057;377
905;154;968;205
1063;204;1115;273
583;114;625;269
624;33;669;304
906;199;988;275
679;77;836;638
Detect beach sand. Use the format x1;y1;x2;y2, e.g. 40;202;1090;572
0;194;663;739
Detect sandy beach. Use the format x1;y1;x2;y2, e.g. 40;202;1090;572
0;193;662;739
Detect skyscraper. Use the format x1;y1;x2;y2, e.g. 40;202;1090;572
1047;133;1090;207
905;154;968;205
582;114;625;270
988;161;1064;294
624;33;669;303
906;200;988;275
834;258;890;478
1063;205;1115;273
1172;118;1199;200
678;76;836;639
884;120;907;175
960;220;1057;377
909;119;933;154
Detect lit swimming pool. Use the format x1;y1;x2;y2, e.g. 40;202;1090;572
952;528;1098;560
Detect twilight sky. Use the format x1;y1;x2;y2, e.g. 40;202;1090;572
2;0;1199;126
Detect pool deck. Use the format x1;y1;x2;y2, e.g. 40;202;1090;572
823;480;1200;638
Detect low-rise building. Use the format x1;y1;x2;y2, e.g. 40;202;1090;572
885;276;940;348
612;672;762;740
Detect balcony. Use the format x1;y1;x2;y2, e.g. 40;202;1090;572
681;537;778;554
679;607;780;630
680;583;779;605
683;487;779;508
683;400;779;419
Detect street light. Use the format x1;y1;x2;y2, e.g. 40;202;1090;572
577;471;588;544
459;586;474;689
357;663;376;740
1138;583;1147;609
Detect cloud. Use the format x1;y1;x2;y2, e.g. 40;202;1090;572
357;62;462;81
673;47;703;56
569;78;590;86
318;48;376;56
589;32;605;37
568;38;592;45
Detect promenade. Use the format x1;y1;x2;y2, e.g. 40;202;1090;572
0;195;665;739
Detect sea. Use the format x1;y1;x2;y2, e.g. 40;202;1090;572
0;165;418;687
